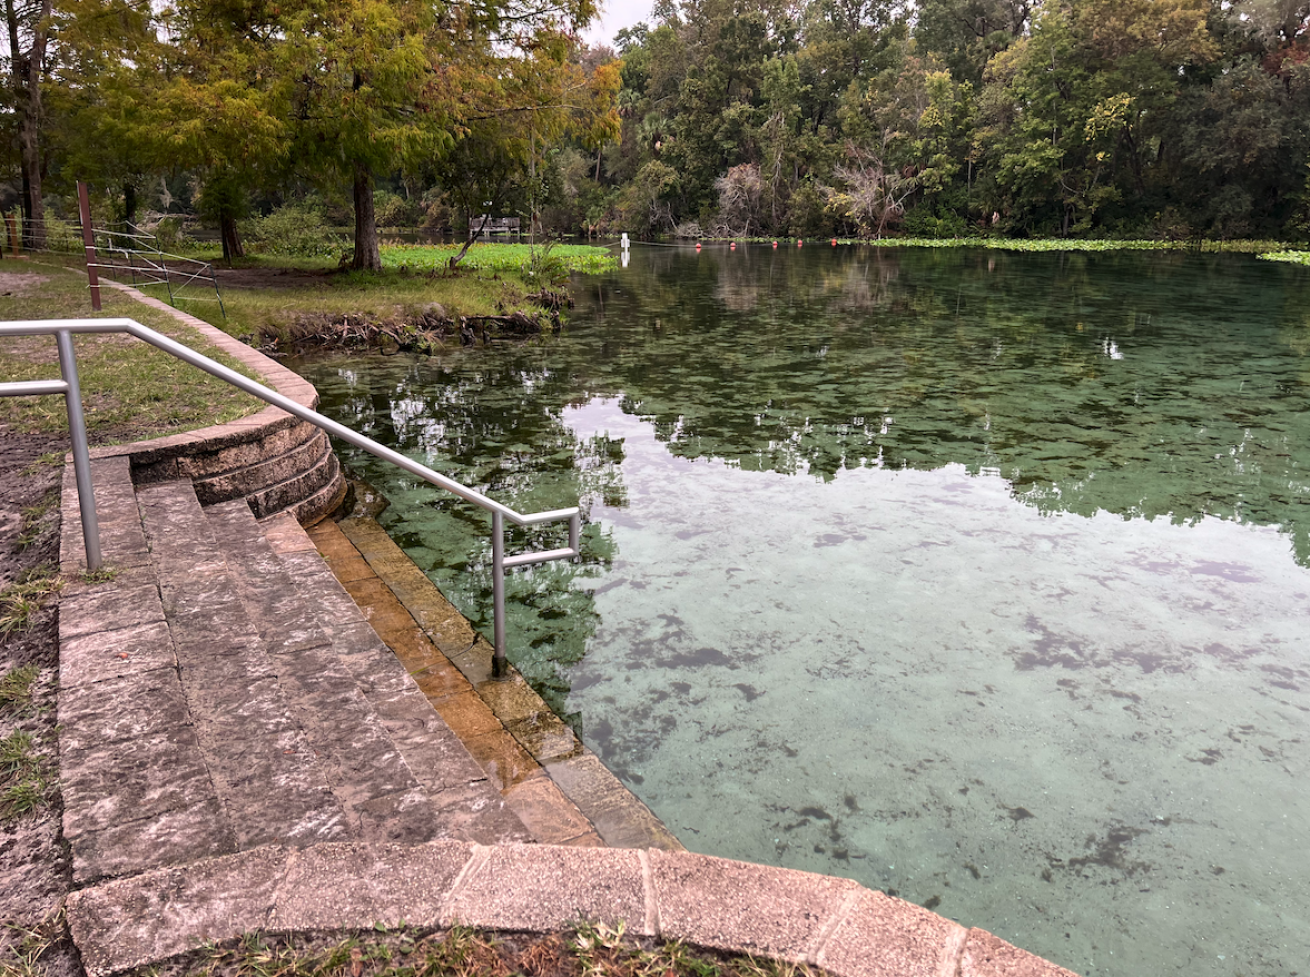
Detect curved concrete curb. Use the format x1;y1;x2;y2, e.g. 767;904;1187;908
65;840;1077;977
89;281;345;524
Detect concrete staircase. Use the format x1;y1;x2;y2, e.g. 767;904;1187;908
58;456;528;886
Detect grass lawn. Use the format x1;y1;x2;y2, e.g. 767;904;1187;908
380;241;619;276
132;244;616;343
0;259;263;444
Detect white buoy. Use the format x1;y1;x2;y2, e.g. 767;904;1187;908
621;232;630;249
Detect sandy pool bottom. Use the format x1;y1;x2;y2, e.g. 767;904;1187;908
560;400;1310;977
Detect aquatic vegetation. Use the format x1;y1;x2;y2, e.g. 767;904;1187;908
301;247;1310;977
1258;250;1310;265
712;236;1295;255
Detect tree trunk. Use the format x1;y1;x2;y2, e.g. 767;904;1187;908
19;113;44;250
7;0;52;251
449;212;492;270
352;163;381;271
219;213;244;264
123;183;138;227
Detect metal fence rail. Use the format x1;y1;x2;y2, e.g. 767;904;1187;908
89;225;227;316
0;207;226;316
0;317;579;676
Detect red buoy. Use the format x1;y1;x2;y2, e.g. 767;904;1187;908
798;239;803;247
831;238;837;246
772;240;778;248
730;242;736;249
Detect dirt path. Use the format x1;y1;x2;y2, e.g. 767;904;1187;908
0;431;79;977
208;265;336;290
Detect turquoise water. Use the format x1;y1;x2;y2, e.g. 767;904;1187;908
295;245;1310;977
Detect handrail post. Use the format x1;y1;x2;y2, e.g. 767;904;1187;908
491;511;508;678
157;236;176;306
56;329;101;571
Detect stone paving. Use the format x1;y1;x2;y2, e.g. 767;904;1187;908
66;840;1072;977
59;457;529;889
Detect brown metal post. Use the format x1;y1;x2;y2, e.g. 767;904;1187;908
77;182;102;311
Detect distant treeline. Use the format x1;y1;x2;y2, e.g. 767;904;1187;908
588;0;1310;241
8;1;1308;251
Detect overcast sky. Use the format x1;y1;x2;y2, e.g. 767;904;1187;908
582;0;656;49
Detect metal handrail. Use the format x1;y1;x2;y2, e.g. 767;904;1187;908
0;318;580;676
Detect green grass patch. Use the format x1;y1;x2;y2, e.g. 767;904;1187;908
0;729;50;821
381;242;618;276
0;568;60;638
16;491;59;552
78;565;120;586
0;911;64;977
155;259;578;343
0;262;264;439
19;452;66;477
0;666;39;718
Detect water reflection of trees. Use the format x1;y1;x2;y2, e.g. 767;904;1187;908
574;247;1310;564
302;249;1310;713
310;358;628;717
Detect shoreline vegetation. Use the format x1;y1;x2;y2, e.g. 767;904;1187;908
159;235;1308;356
14;235;1308;365
684;236;1304;254
10;244;620;356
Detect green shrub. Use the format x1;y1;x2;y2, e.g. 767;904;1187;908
41;216;83;254
374;191;419;228
523;243;570;288
787;180;832;238
244;202;347;258
902;205;969;239
151;215;195;252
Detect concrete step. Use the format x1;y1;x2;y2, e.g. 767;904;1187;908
60;469;529;889
212;501;531;845
135;481;353;850
203;498;446;844
59;458;236;885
